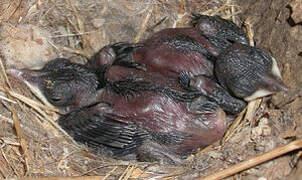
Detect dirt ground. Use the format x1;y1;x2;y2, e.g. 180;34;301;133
0;0;301;179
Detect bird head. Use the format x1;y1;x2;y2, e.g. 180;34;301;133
192;14;249;46
215;43;288;101
8;58;99;114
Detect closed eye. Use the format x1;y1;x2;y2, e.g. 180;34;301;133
50;96;62;102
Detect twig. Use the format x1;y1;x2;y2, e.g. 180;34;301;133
0;114;14;124
0;94;16;104
0;57;12;89
199;138;302;180
0;57;29;174
49;30;99;38
1;138;21;147
103;166;118;180
134;6;153;43
0;164;7;179
123;164;137;180
8;91;58;112
161;169;187;179
185;141;220;162
222;108;246;143
224;99;262;144
146;16;167;32
244;17;255;46
156;0;179;10
244;99;262;124
66;0;92;56
1;147;20;176
173;0;186;28
100;0;109;15
81;164;127;176
7;0;23;22
21;176;105;180
119;163;131;180
227;0;236;23
66;24;75;48
58;46;87;57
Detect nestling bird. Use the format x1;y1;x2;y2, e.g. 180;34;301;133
90;15;249;78
8;58;203;113
60;87;226;162
89;14;252;114
180;72;247;114
7;14;288;163
215;43;288;101
7;58;99;114
191;14;249;49
90;14;286;104
95;45;247;114
8;59;227;163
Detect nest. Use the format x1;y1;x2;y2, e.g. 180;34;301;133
0;0;301;179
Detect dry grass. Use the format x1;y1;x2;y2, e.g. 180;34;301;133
0;0;299;179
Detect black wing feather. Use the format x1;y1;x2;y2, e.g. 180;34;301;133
58;104;149;157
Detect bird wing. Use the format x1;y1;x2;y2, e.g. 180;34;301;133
58;103;149;157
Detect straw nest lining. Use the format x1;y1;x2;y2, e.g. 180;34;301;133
0;0;300;179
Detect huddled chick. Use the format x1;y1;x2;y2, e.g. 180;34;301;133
8;15;287;163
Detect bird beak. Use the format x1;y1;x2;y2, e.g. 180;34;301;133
7;69;55;108
267;57;288;91
244;54;288;101
244;73;288;102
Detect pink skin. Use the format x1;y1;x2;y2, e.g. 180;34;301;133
90;45;116;67
101;65;227;156
98;89;226;156
132;28;216;79
132;45;213;79
92;27;217;79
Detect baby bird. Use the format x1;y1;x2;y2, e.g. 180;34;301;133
87;15;260;114
60;84;226;162
8;59;227;163
90;14;286;106
191;14;249;49
215;43;288;101
90;15;249;78
90;42;247;115
7;59;99;114
7;14;287;163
